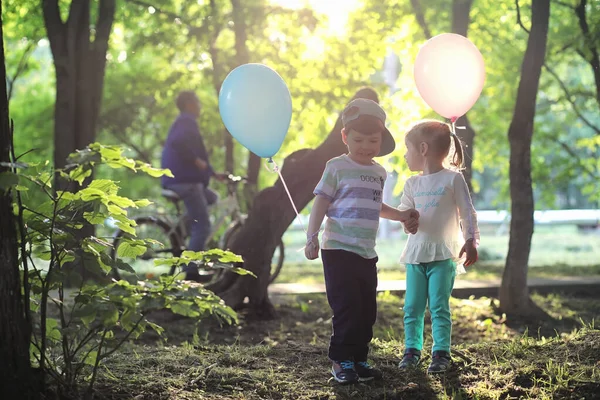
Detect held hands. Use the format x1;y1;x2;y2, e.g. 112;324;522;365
304;232;320;260
399;209;420;235
459;239;478;267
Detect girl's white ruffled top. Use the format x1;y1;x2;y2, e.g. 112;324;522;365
398;169;480;268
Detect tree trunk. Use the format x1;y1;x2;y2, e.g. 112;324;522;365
451;0;476;194
230;0;261;209
0;3;37;397
42;0;115;283
207;88;379;317
499;0;551;318
43;0;115;178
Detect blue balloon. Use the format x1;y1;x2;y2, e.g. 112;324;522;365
219;64;292;158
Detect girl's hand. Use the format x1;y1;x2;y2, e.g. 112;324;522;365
305;235;320;260
403;217;419;234
459;239;478;267
399;208;419;222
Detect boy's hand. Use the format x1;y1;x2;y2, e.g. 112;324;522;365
399;209;419;234
305;235;320;260
459;239;478;267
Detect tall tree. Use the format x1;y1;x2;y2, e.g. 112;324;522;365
499;0;551;317
42;0;116;185
208;88;379;317
0;2;36;397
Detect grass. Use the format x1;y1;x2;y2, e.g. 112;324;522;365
277;225;600;284
90;292;600;399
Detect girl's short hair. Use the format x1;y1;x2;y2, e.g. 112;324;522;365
406;120;465;170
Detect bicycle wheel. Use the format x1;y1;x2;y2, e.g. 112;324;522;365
217;222;285;284
110;217;183;281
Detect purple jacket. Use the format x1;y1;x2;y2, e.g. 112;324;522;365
161;112;214;187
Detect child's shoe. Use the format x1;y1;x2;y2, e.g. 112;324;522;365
427;351;451;374
331;360;359;384
398;348;421;369
354;360;383;381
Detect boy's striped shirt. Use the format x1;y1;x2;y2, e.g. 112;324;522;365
314;155;387;259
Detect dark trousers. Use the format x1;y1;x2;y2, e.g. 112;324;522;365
322;249;378;362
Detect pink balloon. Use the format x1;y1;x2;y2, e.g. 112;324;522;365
414;33;485;120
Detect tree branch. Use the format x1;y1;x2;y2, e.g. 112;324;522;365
7;42;36;101
543;62;600;135
515;0;600;135
95;0;116;47
574;0;600;109
552;0;575;9
42;0;66;58
410;0;432;39
557;139;599;180
515;0;531;34
106;130;153;164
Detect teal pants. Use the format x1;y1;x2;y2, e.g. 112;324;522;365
403;259;456;353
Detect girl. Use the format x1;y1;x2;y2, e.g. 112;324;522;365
397;120;479;374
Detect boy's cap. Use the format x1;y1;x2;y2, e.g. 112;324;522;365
342;98;396;157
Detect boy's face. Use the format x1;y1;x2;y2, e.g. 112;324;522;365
342;128;382;165
404;137;425;171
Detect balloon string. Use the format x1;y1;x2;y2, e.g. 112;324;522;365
450;116;466;130
266;158;312;253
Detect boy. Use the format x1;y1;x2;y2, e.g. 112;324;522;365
305;98;419;384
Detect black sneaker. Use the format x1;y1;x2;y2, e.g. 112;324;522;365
354;361;383;381
427;351;451;374
331;360;359;384
398;348;421;369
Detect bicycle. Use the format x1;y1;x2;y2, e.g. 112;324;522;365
110;174;285;284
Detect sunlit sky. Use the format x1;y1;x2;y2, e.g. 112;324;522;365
269;0;362;35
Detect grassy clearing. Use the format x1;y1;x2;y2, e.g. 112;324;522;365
278;225;600;284
91;292;600;399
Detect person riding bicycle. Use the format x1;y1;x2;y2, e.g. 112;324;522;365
161;90;226;281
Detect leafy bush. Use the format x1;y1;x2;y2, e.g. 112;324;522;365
2;143;240;398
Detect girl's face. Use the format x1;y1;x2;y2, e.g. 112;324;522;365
404;137;425;171
342;129;382;165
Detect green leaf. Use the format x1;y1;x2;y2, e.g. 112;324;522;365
117;240;146;258
84;211;108;225
74;304;97;327
79;187;107;202
45;318;61;342
115;220;136;235
107;194;136;208
107;204;127;216
169;301;199;317
134;199;152;208
83;350;99;366
59;251;76;266
120;310;140;331
137;163;173;178
88;179;118;194
147;321;165;337
201;249;244;263
102;306;120;327
69;166;92;185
